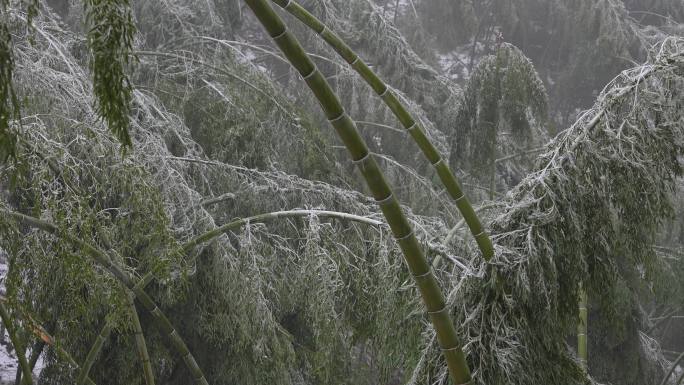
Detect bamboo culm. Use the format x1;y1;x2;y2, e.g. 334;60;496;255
0;302;33;385
269;0;495;261
127;291;156;385
242;1;473;383
15;340;45;385
130;209;384;299
1;210;209;385
77;321;113;385
577;288;588;368
77;284;155;384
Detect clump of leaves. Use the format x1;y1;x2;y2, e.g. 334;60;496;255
0;2;17;161
84;0;135;148
449;43;548;184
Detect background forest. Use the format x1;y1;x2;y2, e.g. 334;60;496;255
0;0;682;384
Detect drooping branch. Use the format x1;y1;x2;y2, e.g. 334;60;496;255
83;0;135;148
181;209;384;252
0;209;209;385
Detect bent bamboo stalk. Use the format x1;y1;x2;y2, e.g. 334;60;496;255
0;297;96;385
1;210;209;385
268;0;494;261
77;321;112;385
0;301;33;385
127;291;155;385
87;207;383;381
242;1;473;382
15;340;44;385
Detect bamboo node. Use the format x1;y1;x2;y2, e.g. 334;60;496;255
319;25;327;36
374;193;394;206
395;230;414;241
350;56;360;66
432;158;444;167
427;305;448;315
407;122;418;131
412;269;431;279
282;0;292;8
302;68;317;81
328;112;345;123
379;87;390;97
441;345;463;352
272;28;288;40
351;152;371;164
455;194;466;203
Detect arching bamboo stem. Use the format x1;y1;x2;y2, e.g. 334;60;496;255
1;210;209;385
269;0;494;261
242;1;473;382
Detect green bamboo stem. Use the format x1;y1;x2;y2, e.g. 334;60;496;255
577;288;588;369
242;1;472;383
15;340;45;385
661;351;684;385
0;302;33;385
1;210;209;385
77;321;113;385
127;291;155;385
269;0;494;261
0;297;96;385
434;202;503;268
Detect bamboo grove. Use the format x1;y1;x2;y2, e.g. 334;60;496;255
0;0;682;385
